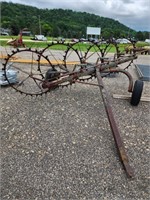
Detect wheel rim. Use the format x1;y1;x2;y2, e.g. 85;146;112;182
3;48;51;96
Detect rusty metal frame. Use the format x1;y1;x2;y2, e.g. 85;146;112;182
40;56;136;177
96;67;134;177
3;45;138;177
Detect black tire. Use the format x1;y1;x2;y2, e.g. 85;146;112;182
130;80;144;106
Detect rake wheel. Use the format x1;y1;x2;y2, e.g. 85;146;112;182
2;48;52;96
69;40;121;79
38;42;83;87
115;39;136;70
39;42;81;74
68;41;99;81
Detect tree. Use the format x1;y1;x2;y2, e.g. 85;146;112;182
9;19;20;35
143;32;150;40
136;31;144;41
102;28;113;39
1;1;139;38
42;23;53;36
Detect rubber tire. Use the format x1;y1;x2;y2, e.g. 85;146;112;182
130;80;144;106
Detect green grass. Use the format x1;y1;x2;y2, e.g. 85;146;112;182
0;35;148;53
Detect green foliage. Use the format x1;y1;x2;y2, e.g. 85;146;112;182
1;2;149;40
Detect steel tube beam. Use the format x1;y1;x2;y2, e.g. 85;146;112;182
96;67;134;178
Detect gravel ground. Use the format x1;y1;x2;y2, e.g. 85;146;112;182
0;50;150;200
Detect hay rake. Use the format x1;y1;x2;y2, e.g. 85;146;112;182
2;40;144;177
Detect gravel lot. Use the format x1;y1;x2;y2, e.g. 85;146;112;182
0;49;150;200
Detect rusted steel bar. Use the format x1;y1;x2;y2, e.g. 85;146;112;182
42;55;136;90
98;54;137;71
96;67;134;178
76;69;134;92
102;69;134;92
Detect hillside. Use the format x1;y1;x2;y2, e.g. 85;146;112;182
1;1;137;39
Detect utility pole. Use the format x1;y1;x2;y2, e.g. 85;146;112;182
39;15;42;35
